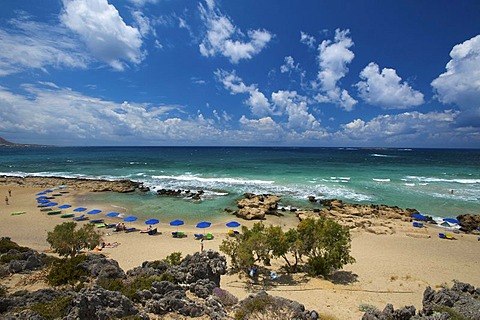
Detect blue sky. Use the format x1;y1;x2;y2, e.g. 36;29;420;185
0;0;479;147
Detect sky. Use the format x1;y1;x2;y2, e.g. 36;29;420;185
0;0;479;148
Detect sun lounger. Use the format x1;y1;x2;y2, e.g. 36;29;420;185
90;219;104;224
194;233;204;240
438;233;446;239
105;223;116;229
47;210;62;215
96;223;107;228
10;211;26;215
40;208;52;212
172;231;186;238
73;214;88;221
412;222;424;228
205;233;214;240
61;213;75;218
125;227;138;233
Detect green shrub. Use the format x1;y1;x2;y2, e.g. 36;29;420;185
0;238;29;254
0;285;7;297
359;303;379;313
97;278;125;292
163;252;183;266
122;275;163;301
46;255;88;286
234;294;275;320
30;295;73;319
0;252;23;264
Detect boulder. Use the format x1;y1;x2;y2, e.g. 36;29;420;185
457;214;480;232
235;194;280;220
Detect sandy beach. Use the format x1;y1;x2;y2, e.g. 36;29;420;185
1;183;479;319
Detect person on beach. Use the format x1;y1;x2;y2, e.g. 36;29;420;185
5;196;8;205
200;238;204;252
8;189;11;197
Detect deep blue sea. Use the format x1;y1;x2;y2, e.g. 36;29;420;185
1;147;479;222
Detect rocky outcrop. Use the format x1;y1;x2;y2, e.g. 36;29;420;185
0;176;142;193
77;254;126;282
297;199;420;234
0;238;48;277
234;193;281;220
156;188;205;201
362;281;480;320
457;214;480;233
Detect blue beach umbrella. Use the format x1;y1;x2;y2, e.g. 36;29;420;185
58;204;72;209
73;207;87;212
88;209;102;215
124;216;138;222
411;213;428;221
36;192;47;196
443;218;459;225
169;219;184;226
106;212;120;217
145;219;159;225
196;221;211;229
226;221;241;228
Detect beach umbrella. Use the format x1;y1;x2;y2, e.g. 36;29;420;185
44;189;53;193
226;221;241;228
145;218;159;225
196;221;211;229
87;209;102;215
73;207;87;212
106;212;120;217
58;204;72;209
45;202;58;207
169;219;184;226
411;213;428;221
443;218;459;225
36;192;47;196
124;216;138;222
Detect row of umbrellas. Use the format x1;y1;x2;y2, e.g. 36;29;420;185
36;191;242;229
411;213;460;227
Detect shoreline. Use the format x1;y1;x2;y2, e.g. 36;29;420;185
1;179;480;319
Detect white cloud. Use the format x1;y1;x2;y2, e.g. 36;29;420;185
338;110;464;145
198;0;272;63
314;29;357;111
0;18;88;76
356;62;424;109
280;56;299;74
61;0;145;71
271;90;320;131
215;69;274;117
300;31;316;49
431;34;480;126
128;0;159;6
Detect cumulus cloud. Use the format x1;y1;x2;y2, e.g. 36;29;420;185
338;110;465;146
0;18;88;76
198;0;272;63
215;69;274;117
431;34;480;126
271;90;320;131
356;62;424;109
280;56;299;74
300;31;316;49
61;0;145;71
314;29;357;111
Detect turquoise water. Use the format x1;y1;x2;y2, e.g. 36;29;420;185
1;147;479;221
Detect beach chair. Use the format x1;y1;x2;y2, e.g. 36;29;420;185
205;233;214;240
73;214;88;221
228;229;235;237
270;271;278;281
171;231;178;237
438;233;446;239
177;231;186;238
105;223;116;229
194;233;204;240
125;227;138;233
445;234;454;240
90;219;104;224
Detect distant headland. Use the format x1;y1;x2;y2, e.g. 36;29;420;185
0;136;47;147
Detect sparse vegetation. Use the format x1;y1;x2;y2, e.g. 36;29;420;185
433;306;467;320
212;287;238;306
0;237;29;254
30;295;73;319
46;255;88;286
163;251;183;266
359;303;380;313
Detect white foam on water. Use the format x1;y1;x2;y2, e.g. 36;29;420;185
371;153;397;158
152;174;275;185
373;178;391;182
405;176;480;184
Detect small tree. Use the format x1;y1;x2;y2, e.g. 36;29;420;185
47;222;102;258
297;217;355;277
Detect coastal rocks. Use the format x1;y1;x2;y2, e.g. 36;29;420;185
457;214;480;233
362;281;480;320
78;254;126;282
297;199;419;233
66;285;146;320
234;193;281;220
156;189;205;201
0;238;48;276
0;176;141;193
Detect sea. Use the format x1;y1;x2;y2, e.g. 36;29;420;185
1;147;479;223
